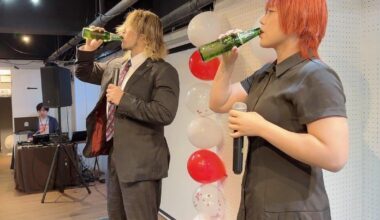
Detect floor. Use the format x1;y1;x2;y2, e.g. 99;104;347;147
0;154;165;220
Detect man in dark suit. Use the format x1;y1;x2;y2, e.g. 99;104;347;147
36;102;59;134
75;9;179;220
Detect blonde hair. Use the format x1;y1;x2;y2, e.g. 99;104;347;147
116;9;167;60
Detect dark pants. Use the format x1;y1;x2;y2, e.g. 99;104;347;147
107;154;162;220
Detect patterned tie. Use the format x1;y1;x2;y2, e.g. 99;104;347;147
106;60;131;141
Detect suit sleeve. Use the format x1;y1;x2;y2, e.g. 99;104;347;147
74;47;107;85
117;63;180;126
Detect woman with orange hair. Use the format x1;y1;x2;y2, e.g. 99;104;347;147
209;0;348;219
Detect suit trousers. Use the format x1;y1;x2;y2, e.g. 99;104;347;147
107;146;162;220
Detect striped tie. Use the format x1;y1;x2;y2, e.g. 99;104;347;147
106;60;131;142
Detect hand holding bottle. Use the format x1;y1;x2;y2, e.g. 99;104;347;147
219;29;242;71
198;27;261;64
82;26;105;52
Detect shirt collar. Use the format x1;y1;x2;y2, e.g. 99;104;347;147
274;52;307;78
262;62;276;76
127;52;147;69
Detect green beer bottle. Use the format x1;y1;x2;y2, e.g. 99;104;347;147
199;27;261;61
82;27;123;42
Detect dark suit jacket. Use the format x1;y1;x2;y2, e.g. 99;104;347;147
75;50;180;183
48;116;59;133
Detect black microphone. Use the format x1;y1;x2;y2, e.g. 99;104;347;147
232;102;247;174
113;68;120;85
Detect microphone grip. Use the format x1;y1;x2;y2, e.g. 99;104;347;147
113;68;120;85
233;136;244;174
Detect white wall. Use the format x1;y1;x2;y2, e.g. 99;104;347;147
319;1;363;219
1;60;44;117
361;0;380;219
11;68;44;118
161;49;208;219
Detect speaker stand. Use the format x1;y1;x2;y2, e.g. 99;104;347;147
41;107;91;203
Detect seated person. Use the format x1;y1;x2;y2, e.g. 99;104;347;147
36;103;59;134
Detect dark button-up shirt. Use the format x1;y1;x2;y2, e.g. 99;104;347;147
237;53;346;220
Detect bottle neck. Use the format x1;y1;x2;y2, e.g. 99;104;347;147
237;27;261;44
110;33;123;41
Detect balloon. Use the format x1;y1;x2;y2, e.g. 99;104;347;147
187;117;223;149
193;214;213;220
250;16;277;64
193;214;222;220
193;184;225;218
185;83;213;117
187;150;226;183
4;134;14;150
187;12;222;47
189;50;220;81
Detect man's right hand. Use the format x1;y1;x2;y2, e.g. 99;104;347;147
81;26;105;52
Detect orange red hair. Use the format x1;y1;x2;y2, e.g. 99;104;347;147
266;0;328;59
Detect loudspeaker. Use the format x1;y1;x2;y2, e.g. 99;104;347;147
40;66;72;107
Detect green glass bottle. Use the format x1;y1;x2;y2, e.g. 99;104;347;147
198;27;261;62
82;27;123;42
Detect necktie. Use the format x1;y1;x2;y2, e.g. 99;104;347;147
106;60;131;141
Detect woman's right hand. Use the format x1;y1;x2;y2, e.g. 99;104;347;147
82;26;105;52
219;29;242;70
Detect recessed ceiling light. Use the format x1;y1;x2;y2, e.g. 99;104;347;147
21;35;31;44
31;0;40;6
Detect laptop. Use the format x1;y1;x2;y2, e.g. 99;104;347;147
71;131;87;143
14;117;39;134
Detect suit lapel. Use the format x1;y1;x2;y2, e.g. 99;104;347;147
105;58;126;85
124;58;153;91
100;58;126;98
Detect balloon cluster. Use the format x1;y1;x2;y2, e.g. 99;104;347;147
187;11;221;81
186;12;277;220
186;12;226;220
186;84;227;219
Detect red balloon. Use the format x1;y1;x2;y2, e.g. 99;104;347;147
189;50;220;81
187;149;227;184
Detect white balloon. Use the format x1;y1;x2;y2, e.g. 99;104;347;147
193;184;225;218
185;83;214;117
187;12;222;47
193;214;212;220
250;16;277;64
5;134;14;150
193;214;222;220
187;117;223;149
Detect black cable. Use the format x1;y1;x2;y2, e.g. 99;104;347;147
98;11;125;18
0;40;40;56
97;9;129;23
69;48;76;61
0;60;40;65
